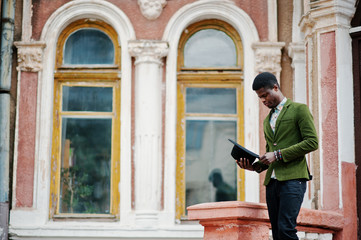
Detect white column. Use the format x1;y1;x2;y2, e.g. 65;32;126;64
128;40;168;226
22;0;33;41
289;43;306;104
267;0;278;42
289;0;307;104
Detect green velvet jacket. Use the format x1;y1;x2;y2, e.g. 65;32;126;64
258;99;318;185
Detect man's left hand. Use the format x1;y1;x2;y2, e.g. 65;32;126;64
260;152;276;165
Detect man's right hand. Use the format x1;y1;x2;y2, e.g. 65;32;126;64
235;158;254;171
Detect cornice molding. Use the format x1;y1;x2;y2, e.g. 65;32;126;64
300;0;356;35
138;0;167;20
129;40;169;65
14;41;46;72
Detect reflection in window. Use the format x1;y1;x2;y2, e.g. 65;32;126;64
60;118;111;214
185;87;238;211
186;88;237;114
184;29;237;68
64;29;114;65
185;120;237;210
59;86;114;214
62;86;113;112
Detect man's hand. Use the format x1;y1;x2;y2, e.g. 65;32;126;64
260;152;276;165
235;158;254;171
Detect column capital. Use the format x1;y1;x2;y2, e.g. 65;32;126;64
14;41;46;72
288;42;305;66
128;40;169;65
252;42;285;80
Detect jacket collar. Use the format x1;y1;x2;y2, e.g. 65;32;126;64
265;99;291;136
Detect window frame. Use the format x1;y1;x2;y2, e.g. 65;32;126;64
49;19;121;220
176;20;245;220
178;19;243;72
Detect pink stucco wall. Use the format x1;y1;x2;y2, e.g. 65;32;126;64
320;31;339;211
31;0;269;41
15;71;38;207
337;162;357;239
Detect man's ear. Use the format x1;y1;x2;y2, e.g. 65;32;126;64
273;84;279;91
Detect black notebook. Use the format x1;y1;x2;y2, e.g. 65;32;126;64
228;139;259;164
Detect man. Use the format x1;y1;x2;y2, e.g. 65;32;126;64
208;168;236;202
237;72;318;240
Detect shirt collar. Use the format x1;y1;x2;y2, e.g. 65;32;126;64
275;97;287;111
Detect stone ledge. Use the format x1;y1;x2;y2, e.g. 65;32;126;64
187;201;344;239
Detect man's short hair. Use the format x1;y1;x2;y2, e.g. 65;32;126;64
252;72;280;91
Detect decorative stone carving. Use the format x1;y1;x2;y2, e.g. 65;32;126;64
138;0;167;20
252;42;285;80
14;42;46;72
128;40;169;65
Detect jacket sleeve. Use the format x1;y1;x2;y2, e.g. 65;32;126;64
281;104;318;162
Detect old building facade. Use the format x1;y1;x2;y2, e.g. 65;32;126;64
0;0;360;239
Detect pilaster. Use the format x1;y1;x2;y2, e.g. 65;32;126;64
12;41;45;208
128;40;168;226
299;0;357;238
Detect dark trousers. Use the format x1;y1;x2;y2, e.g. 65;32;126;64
266;179;306;240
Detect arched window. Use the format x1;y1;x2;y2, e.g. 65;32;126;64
63;29;115;65
50;19;121;218
176;20;244;219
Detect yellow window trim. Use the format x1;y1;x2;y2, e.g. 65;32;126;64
50;19;121;219
56;19;121;69
176;19;245;220
177;19;243;71
175;82;245;220
50;80;121;218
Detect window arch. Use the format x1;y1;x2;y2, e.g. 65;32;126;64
176;20;245;219
178;19;243;70
50;19;121;218
63;28;115;65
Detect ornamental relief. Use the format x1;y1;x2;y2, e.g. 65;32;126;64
14;42;46;72
138;0;167;20
129;40;169;65
252;42;285;80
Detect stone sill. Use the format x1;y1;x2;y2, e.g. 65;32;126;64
187;201;343;239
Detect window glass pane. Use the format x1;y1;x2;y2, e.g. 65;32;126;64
186;88;237;114
185;120;237;210
62;86;113;112
184;29;237;68
64;29;114;65
59;118;112;214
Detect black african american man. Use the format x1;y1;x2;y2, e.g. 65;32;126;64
236;72;318;240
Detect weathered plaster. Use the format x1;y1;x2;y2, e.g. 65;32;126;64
15;71;38;207
320;31;339;211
